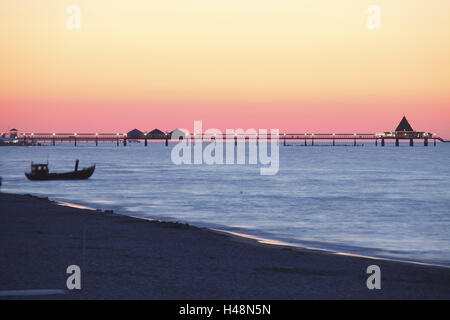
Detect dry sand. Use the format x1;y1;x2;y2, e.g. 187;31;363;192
0;192;449;299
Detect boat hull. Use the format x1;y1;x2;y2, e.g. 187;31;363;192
25;165;95;181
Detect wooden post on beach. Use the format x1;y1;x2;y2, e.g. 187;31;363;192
333;136;335;146
410;138;414;147
165;135;169;147
424;137;428;147
74;136;77;147
381;138;385;147
395;138;399;147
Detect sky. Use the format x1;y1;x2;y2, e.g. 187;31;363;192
1;1;449;136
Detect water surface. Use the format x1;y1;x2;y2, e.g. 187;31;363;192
1;141;449;266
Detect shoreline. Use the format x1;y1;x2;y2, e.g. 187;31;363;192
1;192;449;299
39;193;450;269
210;229;450;270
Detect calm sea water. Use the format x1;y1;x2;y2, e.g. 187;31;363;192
1;141;449;266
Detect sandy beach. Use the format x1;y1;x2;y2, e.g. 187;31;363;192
0;192;449;300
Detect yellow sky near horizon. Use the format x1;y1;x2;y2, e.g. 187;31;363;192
1;0;450;101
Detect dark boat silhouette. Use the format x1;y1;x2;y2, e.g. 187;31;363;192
25;160;95;181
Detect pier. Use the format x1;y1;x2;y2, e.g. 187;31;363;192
5;132;446;147
1;117;447;147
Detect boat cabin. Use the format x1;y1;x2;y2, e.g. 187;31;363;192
31;163;49;174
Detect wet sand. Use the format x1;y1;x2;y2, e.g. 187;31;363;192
0;192;449;299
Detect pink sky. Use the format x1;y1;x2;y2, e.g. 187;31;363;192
1;97;447;137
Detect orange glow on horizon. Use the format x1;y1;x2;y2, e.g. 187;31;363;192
1;1;449;137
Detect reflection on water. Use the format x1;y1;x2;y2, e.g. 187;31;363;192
56;201;95;211
1;142;450;266
213;229;293;247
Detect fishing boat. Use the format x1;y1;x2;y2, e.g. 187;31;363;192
25;160;95;181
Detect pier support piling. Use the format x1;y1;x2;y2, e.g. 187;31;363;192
410;138;414;147
395;138;399;147
123;138;127;146
381;138;385;147
424;138;428;147
434;138;437;146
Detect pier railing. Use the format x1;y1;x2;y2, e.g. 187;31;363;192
10;132;446;147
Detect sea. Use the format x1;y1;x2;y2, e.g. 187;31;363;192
1;141;449;267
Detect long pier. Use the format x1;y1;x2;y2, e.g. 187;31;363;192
9;132;447;147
